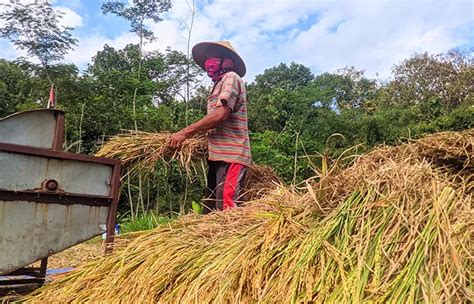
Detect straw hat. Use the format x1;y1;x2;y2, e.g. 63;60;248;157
192;41;246;77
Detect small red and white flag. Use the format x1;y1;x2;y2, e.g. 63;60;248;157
47;85;55;108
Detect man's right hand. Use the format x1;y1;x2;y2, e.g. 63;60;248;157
168;106;230;150
169;131;187;150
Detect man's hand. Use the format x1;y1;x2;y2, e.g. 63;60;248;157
169;131;187;150
169;105;231;150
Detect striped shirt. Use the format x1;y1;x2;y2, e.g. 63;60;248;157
207;71;252;167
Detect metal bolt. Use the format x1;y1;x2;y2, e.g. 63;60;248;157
44;179;59;191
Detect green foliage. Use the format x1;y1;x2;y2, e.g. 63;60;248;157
0;59;31;115
253;62;314;92
247;52;472;183
251;131;296;181
382;50;473;114
156;48;204;104
119;211;174;234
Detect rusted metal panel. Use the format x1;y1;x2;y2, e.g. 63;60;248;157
106;163;121;246
52;111;65;151
0;190;111;207
0;151;112;196
0;201;108;275
0;142;119;166
0;109;64;149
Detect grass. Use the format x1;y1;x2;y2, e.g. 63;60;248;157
119;212;174;234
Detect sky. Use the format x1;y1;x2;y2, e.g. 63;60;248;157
0;0;473;81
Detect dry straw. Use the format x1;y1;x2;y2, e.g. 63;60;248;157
25;129;473;303
95;131;208;176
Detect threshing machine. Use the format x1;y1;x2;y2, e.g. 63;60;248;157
0;109;120;288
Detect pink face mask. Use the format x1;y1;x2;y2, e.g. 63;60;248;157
204;57;222;77
204;57;235;79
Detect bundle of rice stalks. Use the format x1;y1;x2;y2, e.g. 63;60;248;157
96;130;282;198
26;130;473;303
95;131;208;176
411;129;473;187
31;243;103;269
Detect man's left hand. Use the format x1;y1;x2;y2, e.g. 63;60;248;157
169;131;187;150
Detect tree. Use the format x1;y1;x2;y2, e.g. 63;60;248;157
102;0;172;130
0;59;31;116
85;44;160;135
385;50;473;117
102;0;172;43
86;44;203;132
0;2;78;86
247;62;314;132
302;68;378;112
154;48;204;105
252;62;314;92
101;1;172;215
334;66;378;111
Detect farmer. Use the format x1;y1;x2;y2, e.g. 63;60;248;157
169;41;251;214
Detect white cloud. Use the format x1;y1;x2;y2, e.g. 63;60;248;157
56;6;83;28
1;0;472;80
64;32;138;67
137;0;473;80
54;0;82;10
143;0;326;78
286;0;472;78
0;40;24;59
0;0;52;4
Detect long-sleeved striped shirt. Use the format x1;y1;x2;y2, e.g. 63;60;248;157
207;71;252;167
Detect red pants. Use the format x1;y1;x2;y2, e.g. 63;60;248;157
203;161;247;214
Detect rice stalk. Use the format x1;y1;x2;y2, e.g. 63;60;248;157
95;131;208;177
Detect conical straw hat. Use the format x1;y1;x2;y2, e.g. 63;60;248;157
192;41;246;77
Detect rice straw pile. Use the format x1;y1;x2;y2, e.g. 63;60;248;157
243;164;281;200
31;242;103;269
25;129;473;303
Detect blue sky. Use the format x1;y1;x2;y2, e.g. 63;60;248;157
1;0;473;81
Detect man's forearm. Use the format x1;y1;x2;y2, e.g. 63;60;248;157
181;107;230;137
